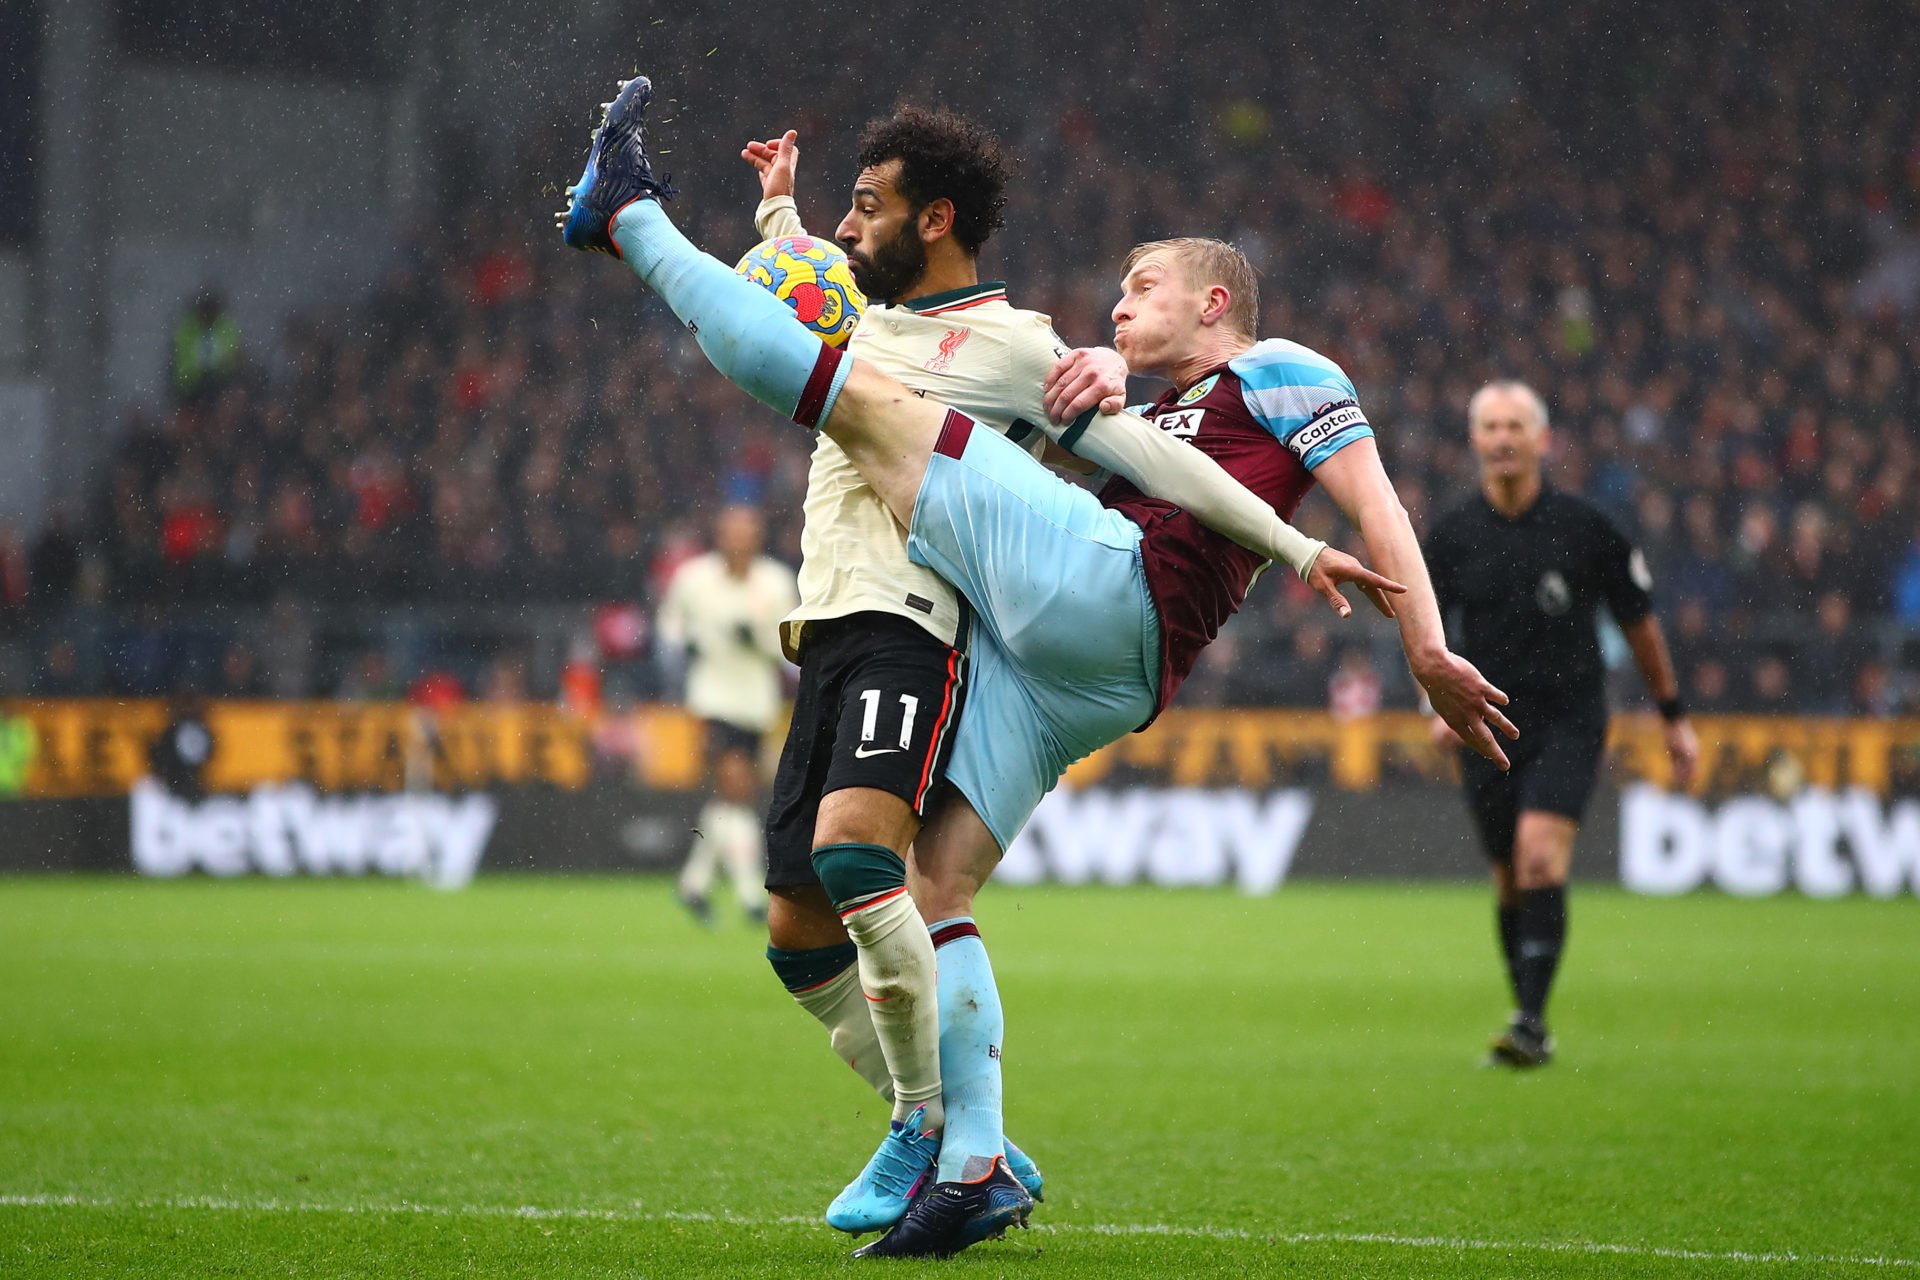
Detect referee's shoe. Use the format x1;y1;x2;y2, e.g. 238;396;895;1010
1487;1016;1554;1069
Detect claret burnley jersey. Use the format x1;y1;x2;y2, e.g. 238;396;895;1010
754;197;1054;659
1095;338;1376;715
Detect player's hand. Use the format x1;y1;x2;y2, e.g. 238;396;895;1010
1413;650;1518;770
1043;347;1130;424
741;129;800;201
1666;717;1700;791
1304;547;1406;620
1429;714;1465;750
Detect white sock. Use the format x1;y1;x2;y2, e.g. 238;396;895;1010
841;888;944;1132
790;963;895;1102
709;803;767;915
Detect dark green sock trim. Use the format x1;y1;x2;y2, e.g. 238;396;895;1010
767;942;858;993
811;842;907;911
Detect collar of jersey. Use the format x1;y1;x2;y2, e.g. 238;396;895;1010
1483;479;1554;522
895;282;1009;316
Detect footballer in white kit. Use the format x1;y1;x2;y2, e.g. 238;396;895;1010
563;80;1415;1256
736;107;1363;1242
748;115;1071;1206
655;504;797;924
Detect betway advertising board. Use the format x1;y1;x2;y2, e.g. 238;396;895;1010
2;701;1916;896
6;780;1917;897
1620;784;1920;897
129;780;500;890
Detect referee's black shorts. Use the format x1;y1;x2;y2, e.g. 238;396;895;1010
1458;694;1609;863
764;611;969;889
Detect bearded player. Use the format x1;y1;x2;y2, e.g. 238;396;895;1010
726;106;1401;1238
559;76;1512;1257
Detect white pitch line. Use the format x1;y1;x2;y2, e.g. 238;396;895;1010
2;1193;1914;1270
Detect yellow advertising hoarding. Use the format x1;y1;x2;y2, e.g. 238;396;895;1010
1;700;1915;799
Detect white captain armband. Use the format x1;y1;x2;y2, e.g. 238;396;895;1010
1284;397;1372;469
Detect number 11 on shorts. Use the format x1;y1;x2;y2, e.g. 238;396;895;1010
858;688;919;753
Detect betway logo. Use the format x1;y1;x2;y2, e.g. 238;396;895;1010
131;780;497;889
1622;784;1920;897
1000;787;1313;893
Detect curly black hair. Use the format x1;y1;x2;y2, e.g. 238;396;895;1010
856;106;1011;255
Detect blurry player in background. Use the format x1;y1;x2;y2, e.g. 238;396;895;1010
559;75;1503;1255
1426;381;1699;1067
656;505;798;925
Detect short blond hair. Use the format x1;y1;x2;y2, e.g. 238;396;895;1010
1468;380;1550;431
1123;237;1260;340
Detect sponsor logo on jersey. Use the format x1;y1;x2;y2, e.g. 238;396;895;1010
1536;570;1573;616
924;327;971;374
1284;399;1368;459
1156;408;1206;439
1178;373;1221;406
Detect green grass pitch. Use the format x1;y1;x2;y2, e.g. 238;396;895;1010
2;876;1915;1277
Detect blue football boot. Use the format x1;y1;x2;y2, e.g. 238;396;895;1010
556;74;675;255
850;1155;1034;1259
1002;1137;1044;1202
825;1105;941;1235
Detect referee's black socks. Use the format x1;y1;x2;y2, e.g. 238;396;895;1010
1512;885;1567;1032
1497;903;1522;1001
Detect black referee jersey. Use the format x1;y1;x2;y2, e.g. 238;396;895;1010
1425;483;1654;712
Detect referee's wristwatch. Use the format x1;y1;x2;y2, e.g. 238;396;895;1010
1657;696;1687;723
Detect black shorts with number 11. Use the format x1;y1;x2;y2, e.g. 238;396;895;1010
764;610;970;889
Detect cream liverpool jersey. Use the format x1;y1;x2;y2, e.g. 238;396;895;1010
755;196;1058;657
656;551;800;731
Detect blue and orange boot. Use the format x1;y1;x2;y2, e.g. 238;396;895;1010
556;74;675;255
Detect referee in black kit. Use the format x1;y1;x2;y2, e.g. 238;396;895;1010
1426;381;1699;1068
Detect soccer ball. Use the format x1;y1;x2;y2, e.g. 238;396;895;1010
734;236;866;348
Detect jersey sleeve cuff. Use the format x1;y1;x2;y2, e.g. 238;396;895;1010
1302;425;1374;471
754;195;803;240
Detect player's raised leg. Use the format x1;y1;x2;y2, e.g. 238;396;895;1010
560;77;943;528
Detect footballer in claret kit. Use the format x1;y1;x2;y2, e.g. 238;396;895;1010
557;72;1516;1258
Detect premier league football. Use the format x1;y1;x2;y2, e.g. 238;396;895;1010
735;235;867;347
1;4;1914;1277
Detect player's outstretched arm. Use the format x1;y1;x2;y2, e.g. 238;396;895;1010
1038;348;1403;613
1312;439;1518;768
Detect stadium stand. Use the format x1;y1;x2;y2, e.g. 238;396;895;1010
10;0;1917;712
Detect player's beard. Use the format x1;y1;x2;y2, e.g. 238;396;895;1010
847;219;928;305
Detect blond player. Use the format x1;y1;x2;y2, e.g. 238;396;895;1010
560;78;1470;1254
732;107;1390;1233
656;505;798;925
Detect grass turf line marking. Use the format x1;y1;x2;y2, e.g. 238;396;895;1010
2;1193;1914;1269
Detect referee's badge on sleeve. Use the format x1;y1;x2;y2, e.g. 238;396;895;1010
1630;549;1654;591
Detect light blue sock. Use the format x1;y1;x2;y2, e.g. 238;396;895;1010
930;917;1005;1184
609;201;848;426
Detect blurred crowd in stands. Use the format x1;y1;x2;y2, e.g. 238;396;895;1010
3;0;1917;716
